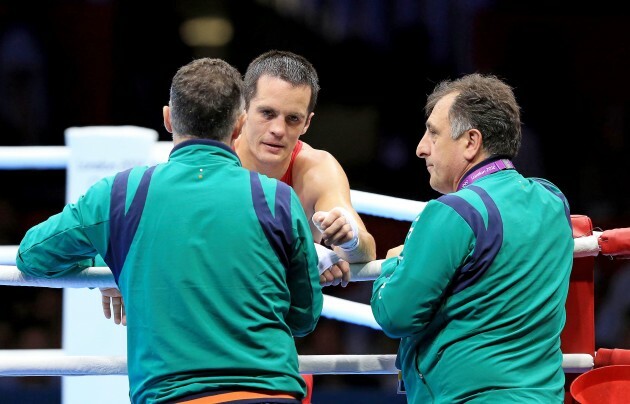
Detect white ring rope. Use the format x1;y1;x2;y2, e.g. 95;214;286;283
0;245;19;265
0;352;593;376
0;146;69;169
0;144;172;170
322;295;380;330
0;263;382;287
0;229;605;268
0;264;380;330
350;190;426;222
0;266;115;288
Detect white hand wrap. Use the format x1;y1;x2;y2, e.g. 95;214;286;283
314;243;341;275
312;207;360;252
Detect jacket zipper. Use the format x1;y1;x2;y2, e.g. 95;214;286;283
417;365;435;401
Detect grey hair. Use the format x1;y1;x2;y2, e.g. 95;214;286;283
425;73;521;158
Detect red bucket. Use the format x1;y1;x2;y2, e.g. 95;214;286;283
570;365;630;403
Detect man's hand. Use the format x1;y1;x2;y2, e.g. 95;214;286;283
313;243;350;287
319;261;351;287
100;287;126;326
312;207;359;250
386;245;404;259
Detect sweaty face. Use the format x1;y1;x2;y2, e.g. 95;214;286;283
240;75;312;176
416;92;468;194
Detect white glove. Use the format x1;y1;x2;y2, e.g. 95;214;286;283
314;243;341;275
312;207;360;252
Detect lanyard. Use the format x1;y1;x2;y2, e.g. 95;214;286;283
457;158;514;191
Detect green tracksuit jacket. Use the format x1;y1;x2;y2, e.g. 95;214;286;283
17;139;323;403
372;160;573;403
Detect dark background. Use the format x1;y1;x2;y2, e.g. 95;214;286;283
0;1;629;402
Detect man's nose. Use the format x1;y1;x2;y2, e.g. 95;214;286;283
416;134;429;158
269;117;287;136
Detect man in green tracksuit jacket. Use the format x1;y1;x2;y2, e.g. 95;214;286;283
371;74;573;403
16;58;323;404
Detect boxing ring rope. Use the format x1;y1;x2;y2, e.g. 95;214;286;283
0;264;382;330
0;230;607;268
2;143;629;382
0;143;172;170
0;227;610;290
0;351;594;376
0;146;69;169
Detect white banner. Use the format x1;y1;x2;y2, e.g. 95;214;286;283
65;126;158;203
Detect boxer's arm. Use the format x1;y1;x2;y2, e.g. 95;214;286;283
296;149;376;264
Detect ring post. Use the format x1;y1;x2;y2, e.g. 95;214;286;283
63;126;158;404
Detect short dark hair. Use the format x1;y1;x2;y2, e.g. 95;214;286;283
425;73;522;158
243;50;319;113
169;58;244;141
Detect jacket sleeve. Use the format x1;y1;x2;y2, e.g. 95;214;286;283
371;200;474;338
285;190;323;337
16;177;112;278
